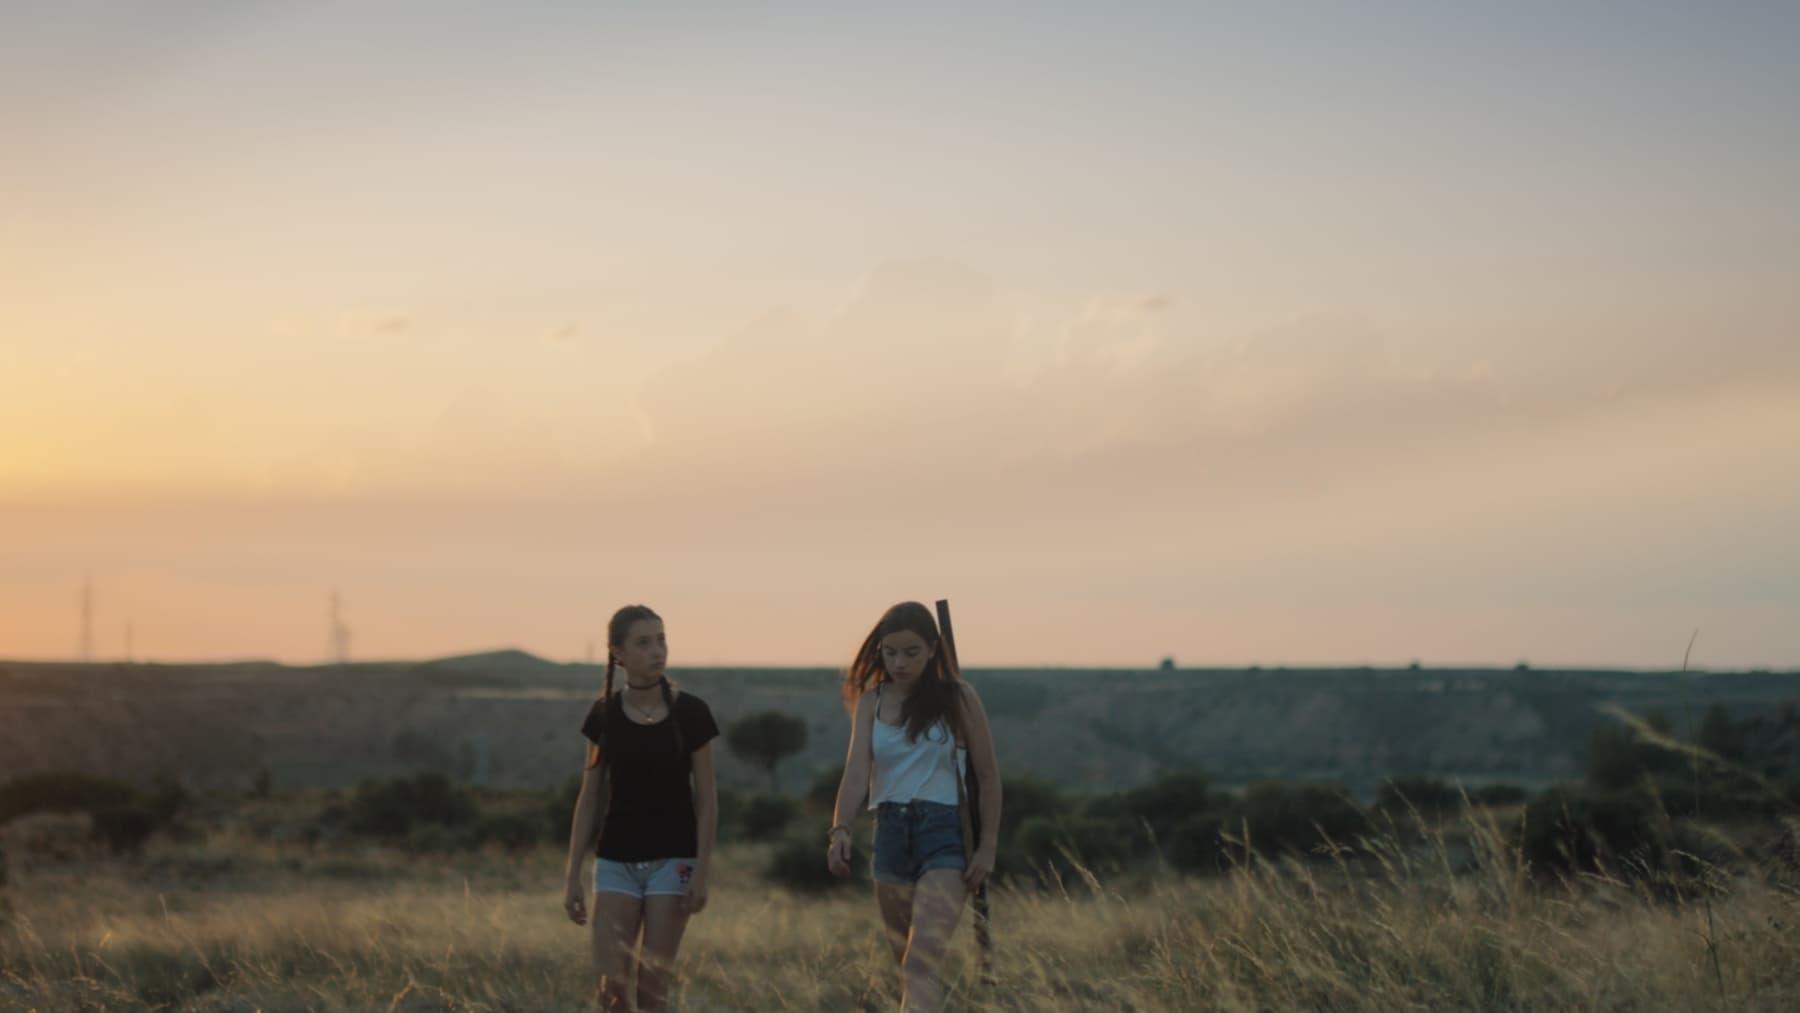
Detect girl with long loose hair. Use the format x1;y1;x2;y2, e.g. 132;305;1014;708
827;601;1002;1012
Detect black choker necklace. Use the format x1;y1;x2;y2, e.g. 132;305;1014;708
625;676;666;691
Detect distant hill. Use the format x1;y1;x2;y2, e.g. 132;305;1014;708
418;649;559;672
0;657;1793;798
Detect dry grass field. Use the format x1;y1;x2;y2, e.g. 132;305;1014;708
4;809;1798;1011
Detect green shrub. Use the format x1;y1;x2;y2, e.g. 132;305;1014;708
1119;771;1227;845
1587;710;1687;790
1522;785;1665;878
7;812;92;864
1471;784;1528;807
1168;812;1228;874
0;772;135;823
316;802;352;837
147;774;188;824
1231;782;1368;858
472;812;540;852
348;773;477;839
766;830;861;892
998;776;1063;839
403;821;467;853
716;786;747;838
545;773;583;844
91;806;157;855
741;795;798;842
1651;770;1785;822
806;766;844;813
1375;776;1462;821
1013;815;1133;880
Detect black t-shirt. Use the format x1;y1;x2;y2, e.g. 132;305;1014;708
580;690;719;862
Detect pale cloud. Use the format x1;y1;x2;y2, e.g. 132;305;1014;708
6;4;1799;666
603;259;1800;635
633;266;1519;505
1053;297;1165;376
7;275;1795;665
636;261;1010;477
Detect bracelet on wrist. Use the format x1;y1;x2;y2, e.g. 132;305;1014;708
827;824;851;840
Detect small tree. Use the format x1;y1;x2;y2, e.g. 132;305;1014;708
726;711;808;793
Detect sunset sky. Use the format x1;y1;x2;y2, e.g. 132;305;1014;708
4;3;1797;668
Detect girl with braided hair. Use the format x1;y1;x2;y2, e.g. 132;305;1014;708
562;605;719;1012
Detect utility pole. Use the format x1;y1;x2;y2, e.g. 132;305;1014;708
80;577;94;662
329;591;352;666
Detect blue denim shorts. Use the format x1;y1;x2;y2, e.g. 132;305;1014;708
872;800;966;886
593;856;696;899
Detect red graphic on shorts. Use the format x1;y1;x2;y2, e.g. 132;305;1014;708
676;862;693;884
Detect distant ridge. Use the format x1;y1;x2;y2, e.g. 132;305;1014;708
0;657;1792;793
418;648;558;671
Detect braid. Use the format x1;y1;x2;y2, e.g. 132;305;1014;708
604;649;622;742
583;649;621;850
597;602;674;764
584;649;620;773
660;677;685;758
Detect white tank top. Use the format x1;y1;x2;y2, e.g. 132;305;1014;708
867;683;964;808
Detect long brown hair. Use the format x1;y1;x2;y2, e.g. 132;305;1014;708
843;601;964;743
585;604;683;769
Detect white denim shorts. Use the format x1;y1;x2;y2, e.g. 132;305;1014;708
593;856;696;899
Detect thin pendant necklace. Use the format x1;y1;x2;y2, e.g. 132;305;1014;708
623;678;667;722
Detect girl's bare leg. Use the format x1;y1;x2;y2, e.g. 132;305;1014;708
875;881;914;967
591;892;643;1012
637;895;691;1012
900;869;967;1012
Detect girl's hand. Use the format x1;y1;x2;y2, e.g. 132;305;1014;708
826;829;853;877
963;847;995;891
563;878;588;926
683;872;709;914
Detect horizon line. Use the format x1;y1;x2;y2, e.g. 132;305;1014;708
1;653;1791;676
